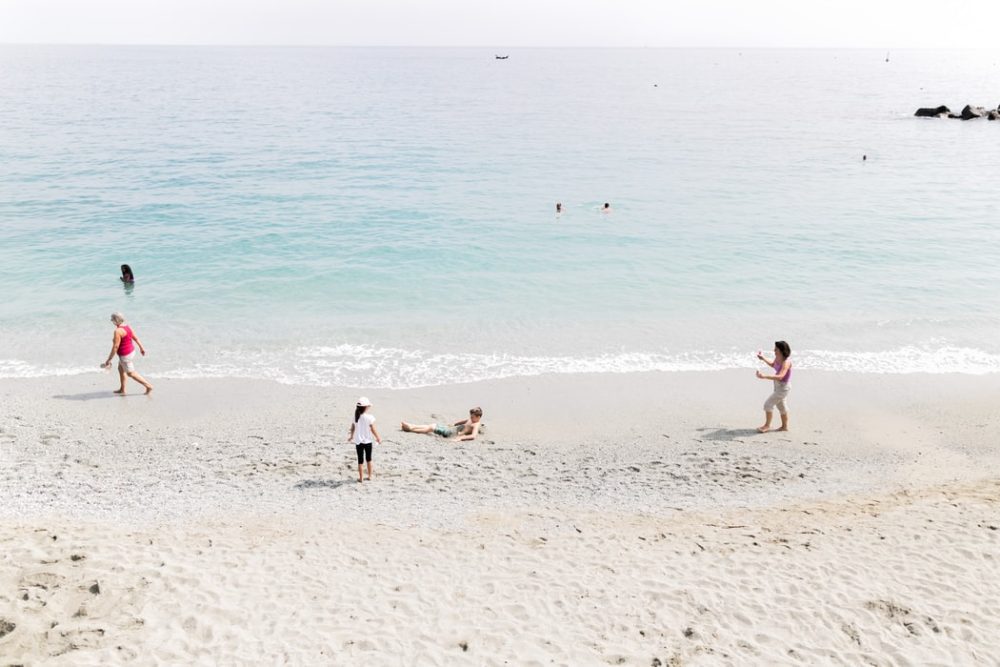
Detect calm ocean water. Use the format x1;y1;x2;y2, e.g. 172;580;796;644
2;46;1000;387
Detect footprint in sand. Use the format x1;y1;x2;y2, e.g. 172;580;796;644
48;626;106;653
20;570;65;591
115;645;139;660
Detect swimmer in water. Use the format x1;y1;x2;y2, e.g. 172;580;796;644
602;202;611;213
120;264;134;284
556;202;562;214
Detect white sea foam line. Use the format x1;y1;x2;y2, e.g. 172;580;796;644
162;345;1000;389
0;359;99;379
6;346;1000;387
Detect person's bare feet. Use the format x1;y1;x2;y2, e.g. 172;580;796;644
400;422;412;432
775;427;788;432
114;389;125;395
144;386;153;395
756;425;770;433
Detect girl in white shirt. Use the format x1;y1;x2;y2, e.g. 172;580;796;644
349;397;382;482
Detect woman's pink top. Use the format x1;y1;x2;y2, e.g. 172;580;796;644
117;325;135;357
772;358;791;384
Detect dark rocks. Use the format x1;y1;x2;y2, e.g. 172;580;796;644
958;105;988;120
916;103;1000;120
0;618;15;638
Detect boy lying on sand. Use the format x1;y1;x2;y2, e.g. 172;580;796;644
401;407;483;442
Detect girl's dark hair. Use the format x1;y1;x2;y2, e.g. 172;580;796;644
121;264;134;280
354;405;366;423
775;341;791;359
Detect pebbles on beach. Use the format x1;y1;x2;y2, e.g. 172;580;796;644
2;372;1000;664
0;405;887;526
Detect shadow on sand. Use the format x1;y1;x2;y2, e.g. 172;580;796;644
295;479;354;491
696;427;761;441
52;391;142;402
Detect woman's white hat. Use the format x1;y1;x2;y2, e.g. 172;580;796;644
357;396;372;407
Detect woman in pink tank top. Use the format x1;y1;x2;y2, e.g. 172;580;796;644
101;312;154;395
755;340;792;432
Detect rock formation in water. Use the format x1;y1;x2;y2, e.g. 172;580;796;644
916;104;1000;120
914;105;950;117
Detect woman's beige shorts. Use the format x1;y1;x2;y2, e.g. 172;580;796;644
118;352;136;373
764;382;790;414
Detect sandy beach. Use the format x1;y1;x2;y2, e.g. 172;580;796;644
2;370;1000;665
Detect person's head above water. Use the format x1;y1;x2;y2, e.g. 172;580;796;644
110;312;125;326
774;341;791;360
603;202;610;210
120;264;134;283
555;202;562;212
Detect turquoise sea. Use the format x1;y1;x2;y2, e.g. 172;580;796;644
2;46;1000;387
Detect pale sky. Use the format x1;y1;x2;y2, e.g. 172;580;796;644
1;0;997;48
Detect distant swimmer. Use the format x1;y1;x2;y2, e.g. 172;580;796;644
862;154;867;161
556;202;562;214
755;341;792;433
120;264;135;284
602;202;611;213
101;312;153;395
401;407;483;442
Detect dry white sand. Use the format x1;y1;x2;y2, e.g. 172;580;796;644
2;371;999;664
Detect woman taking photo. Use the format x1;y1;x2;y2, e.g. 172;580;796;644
755;341;792;432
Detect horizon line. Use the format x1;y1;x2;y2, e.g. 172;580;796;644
0;42;992;50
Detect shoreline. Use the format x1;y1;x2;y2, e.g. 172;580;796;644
9;341;1000;388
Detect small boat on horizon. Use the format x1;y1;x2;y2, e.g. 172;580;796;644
495;55;509;60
